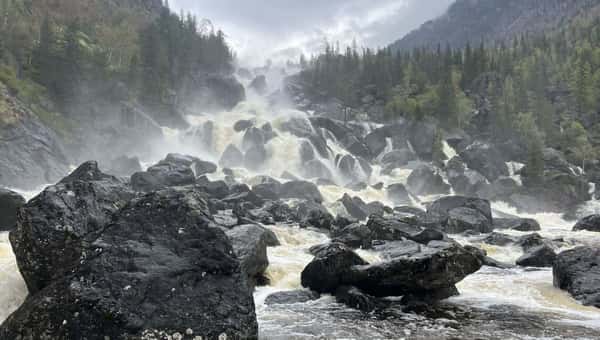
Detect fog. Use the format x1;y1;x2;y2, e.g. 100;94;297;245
170;0;453;66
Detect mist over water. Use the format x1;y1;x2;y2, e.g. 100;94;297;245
2;67;600;339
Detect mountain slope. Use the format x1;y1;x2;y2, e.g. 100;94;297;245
391;0;600;50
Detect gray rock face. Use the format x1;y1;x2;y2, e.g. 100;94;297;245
265;290;320;305
234;119;254;132
131;154;197;191
244;144;268;171
516;245;556;268
280;180;323;203
553;247;600;308
226;224;279;287
0;84;70;189
459;142;509;181
302;159;333;181
407;164;451;195
446;207;493;234
219;144;244;168
381;149;416;172
445;157;488;196
386;183;411;205
4;173;258;339
494;218;541;231
573;215;600;232
10;161;134;293
303;240;482;301
301;242;368;294
428;196;492;223
0;188;25;231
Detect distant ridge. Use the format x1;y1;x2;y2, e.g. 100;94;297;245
391;0;600;50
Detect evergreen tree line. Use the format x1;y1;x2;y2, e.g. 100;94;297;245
0;0;233;114
297;13;600;175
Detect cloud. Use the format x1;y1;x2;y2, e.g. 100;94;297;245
169;0;453;66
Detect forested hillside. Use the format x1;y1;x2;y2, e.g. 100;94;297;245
391;0;600;51
293;8;600;182
0;0;234;130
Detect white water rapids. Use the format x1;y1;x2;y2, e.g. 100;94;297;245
1;87;600;338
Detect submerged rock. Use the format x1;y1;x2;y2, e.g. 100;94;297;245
553;247;600;308
494;218;541;231
0;188;25;231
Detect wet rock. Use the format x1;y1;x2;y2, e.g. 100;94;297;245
234;119;254;132
381;149;416;172
249;200;295;224
132;155;196;191
264;290;320;305
446;207;493;234
339;194;371;221
194;159;218;176
252;181;282;201
494;218;541;231
553;246;600;308
261;122;277;142
411;228;445;244
332;223;372;249
249;75;268;95
0;188;25;231
222;184;263;207
106;155;142;177
10;162;134;293
281;117;314;137
367;215;423;242
459;142;509;181
516;245;557;268
482;232;517;246
302;159;333;181
386;183;411;205
226;224;279;287
301;243;368;294
280;180;323;203
335;285;380;312
219;144;244;168
408;120;436;160
428;196;492;223
346;181;368;191
196;178;230;199
3;187;258;339
516;233;552;252
242;127;265;152
244;144;268;171
446;157;488;196
300;140;315;162
343;240;482;297
294;200;334;230
407;164;451;195
573;215;600;232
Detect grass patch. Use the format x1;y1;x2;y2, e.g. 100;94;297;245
0;65;74;138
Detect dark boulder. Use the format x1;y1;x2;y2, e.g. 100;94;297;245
332;223;372;249
366;215;423;242
339;194;370;221
445;157;488;196
196;178;230;199
265;290;320;305
226;224;279;287
242;127;265;152
301;243;368;294
299;140;315;162
516;245;557;268
553;247;600;308
459;142;509;181
381;149;416;171
194;160;218;176
280;180;323;203
294;200;334;230
386;183;411;205
494;218;541;231
219;144;244;168
244;144;268;171
342;240;482;297
573;215;600;232
407;120;436;160
335;285;380;312
482;232;517;246
3;187;258;339
407;164;451;195
252;181;282;201
10;162;134;293
234;119;254;132
302;159;333;181
131;155;196;191
446;207;493;234
280;117;314;138
0;188;25;231
427;196;492;223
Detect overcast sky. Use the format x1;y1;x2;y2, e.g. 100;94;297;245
170;0;453;67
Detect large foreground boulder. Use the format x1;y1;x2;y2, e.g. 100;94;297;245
2;186;258;339
553;247;600;308
0;188;25;231
10;161;134;293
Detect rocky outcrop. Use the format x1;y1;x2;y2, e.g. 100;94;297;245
280;180;323;203
0;83;70;189
182;73;246;112
4;165;258;339
0;188;25;231
407;164;450;195
459;142;509;182
494;218;541;231
516;245;556;267
573;215;600;232
426;196;493;234
553;247;600;308
130;154;199;191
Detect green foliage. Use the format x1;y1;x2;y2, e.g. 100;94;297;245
516;112;545;186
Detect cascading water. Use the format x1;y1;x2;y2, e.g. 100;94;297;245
2;74;600;339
